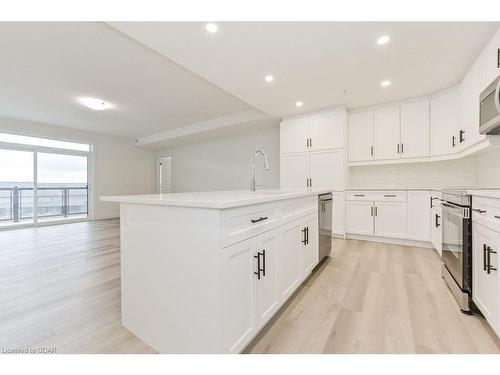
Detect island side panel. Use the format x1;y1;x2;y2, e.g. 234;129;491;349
119;203;222;353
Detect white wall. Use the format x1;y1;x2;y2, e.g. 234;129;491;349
0;116;156;220
157;119;280;192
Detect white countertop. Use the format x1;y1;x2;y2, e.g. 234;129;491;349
100;189;333;209
467;190;500;199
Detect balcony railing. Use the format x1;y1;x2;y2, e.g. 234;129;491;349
0;186;88;222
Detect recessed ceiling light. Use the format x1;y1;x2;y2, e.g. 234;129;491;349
380;80;391;88
377;35;390;45
295;101;303;107
264;75;274;82
205;23;218;33
78;97;113;111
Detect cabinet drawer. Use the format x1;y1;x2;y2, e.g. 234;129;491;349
280;196;317;224
472;196;500;232
222;203;279;248
347;190;406;202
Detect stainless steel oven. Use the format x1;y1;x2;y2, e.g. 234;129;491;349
479;74;500;135
441;190;473;313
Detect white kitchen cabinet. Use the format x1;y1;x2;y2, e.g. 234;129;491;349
301;213;319;275
280;152;309;189
332;191;345;236
309;149;344;189
473;222;499;333
348;110;374;162
277;219;303;301
222;237;257;353
374;201;407;239
430;87;460;156
254;228;280;327
374;106;401;160
346;200;374;235
310;111;344;151
485;28;500;84
407;191;431;241
400;100;430;158
280;118;309;154
431;204;442;256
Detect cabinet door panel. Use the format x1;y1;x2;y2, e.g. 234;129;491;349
374;105;400;160
374;201;407;239
430;88;459;156
255;229;279;326
346;201;374;235
407;191;430;241
400;100;430;158
310;111;344;151
221;238;256;353
309;149;344;189
280;118;309;154
277;220;303;301
485;29;500;84
280;152;309;189
302;214;319;276
348;111;374;162
472;223;498;330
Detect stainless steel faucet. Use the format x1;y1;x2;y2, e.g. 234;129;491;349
250;150;270;191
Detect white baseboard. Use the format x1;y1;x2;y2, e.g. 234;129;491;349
346;233;434;249
91;215;120;221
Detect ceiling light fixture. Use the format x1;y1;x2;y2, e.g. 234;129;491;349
295;101;303;107
264;75;274;82
377;35;390;45
78;97;113;111
380;80;391;88
205;23;218;33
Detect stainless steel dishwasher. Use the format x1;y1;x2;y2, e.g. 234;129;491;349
318;193;333;261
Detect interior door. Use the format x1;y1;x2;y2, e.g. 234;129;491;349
472;223;498;328
254;228;279;327
309;111;344;151
280;118;309;154
301;213;319;276
348;110;374;162
158;157;172;193
280;152;309;189
400;100;430;158
309;149;344;189
221;237;256;353
374;105;401;160
346;201;374;235
277;219;303;301
374;201;407;238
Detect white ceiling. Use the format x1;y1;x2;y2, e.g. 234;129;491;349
0;22;252;139
110;22;500;116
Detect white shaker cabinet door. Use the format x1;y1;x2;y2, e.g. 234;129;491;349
309;149;344;189
301;213;319;276
280;118;310;154
400;100;430;158
374;201;407;239
374;105;401;160
254;228;280;327
346;201;374;236
430;87;459;156
221;237;257;353
277;219;303;302
280;152;309;189
472;223;499;333
348;110;374;162
407;191;431;241
309;111;344;151
485;28;500;84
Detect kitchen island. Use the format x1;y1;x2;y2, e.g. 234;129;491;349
101;189;331;353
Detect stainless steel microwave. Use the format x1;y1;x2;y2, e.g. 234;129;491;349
479;74;500;135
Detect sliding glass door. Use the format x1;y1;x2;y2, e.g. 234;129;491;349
36;152;88;223
0;149;35;227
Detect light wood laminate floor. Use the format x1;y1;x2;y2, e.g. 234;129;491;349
0;219;498;354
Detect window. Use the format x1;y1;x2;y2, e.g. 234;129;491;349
0;132;90;152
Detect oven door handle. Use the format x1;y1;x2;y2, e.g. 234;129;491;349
495;76;500;114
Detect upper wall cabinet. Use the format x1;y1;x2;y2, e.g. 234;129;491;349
400;99;430;158
280;118;310;154
309;111;344;151
430;87;460;156
374;105;400;160
348;111;374;162
485;28;500;84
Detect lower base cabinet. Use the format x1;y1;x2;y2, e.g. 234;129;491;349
346;200;374;235
374;201;407;239
222;213;319;353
